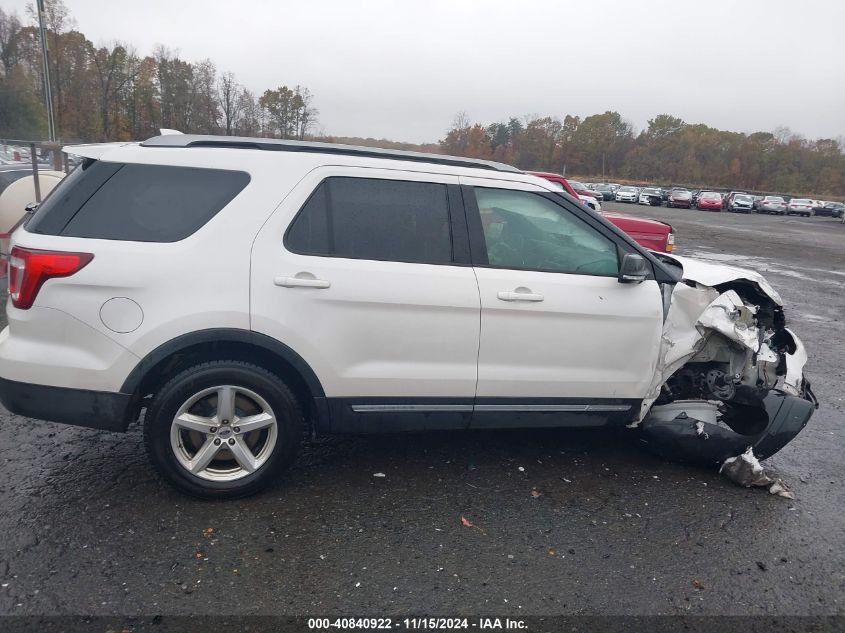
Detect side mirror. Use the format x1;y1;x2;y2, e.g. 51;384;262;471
618;253;649;284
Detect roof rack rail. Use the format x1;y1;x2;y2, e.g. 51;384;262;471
139;134;522;173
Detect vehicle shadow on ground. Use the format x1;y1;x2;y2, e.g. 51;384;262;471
24;423;756;509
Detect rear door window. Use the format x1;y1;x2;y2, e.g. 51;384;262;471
26;161;249;242
286;177;453;264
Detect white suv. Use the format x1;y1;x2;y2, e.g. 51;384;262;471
0;135;816;498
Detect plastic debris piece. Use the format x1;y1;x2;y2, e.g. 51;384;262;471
720;447;795;498
460;515;485;534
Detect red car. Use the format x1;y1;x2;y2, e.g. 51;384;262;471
696;191;723;211
567;179;600;201
529;171;675;253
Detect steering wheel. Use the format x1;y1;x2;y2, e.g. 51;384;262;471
488;241;523;267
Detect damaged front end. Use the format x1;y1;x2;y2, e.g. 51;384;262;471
637;254;818;467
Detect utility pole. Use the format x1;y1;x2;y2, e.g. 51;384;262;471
36;0;57;142
602;153;606;180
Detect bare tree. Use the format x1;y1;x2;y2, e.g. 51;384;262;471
295;86;318;139
452;110;470;131
217;71;241;135
92;41;139;140
236;88;260;136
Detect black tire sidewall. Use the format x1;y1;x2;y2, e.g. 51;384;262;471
144;362;302;499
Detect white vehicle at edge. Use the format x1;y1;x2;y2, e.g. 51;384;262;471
578;194;602;212
0;134;816;498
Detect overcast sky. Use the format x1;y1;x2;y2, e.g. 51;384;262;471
5;0;844;143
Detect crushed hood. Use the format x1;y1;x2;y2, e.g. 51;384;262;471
659;253;782;306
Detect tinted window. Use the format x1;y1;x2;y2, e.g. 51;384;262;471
56;164;249;242
474;187;618;276
286;177;453;264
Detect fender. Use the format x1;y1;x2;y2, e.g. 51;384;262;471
120;328;326;398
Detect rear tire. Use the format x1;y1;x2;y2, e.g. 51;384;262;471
144;360;303;499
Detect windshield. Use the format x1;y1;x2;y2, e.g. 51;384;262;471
765;196;784;202
702;192;721;199
642;188;660;195
735;195;753;202
619;186;637;192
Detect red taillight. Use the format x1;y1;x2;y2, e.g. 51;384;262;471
8;247;93;310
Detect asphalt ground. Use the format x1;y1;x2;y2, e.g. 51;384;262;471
0;204;842;618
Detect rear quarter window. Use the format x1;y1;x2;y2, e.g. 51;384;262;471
27;161;249;242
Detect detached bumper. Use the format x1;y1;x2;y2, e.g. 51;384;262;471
640;388;816;466
0;377;133;432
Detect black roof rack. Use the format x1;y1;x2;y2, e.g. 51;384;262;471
139;134;522;173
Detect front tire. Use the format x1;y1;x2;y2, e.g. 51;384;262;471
144;360;302;499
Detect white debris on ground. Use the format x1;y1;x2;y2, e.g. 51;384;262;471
694;420;709;440
719;447;795;499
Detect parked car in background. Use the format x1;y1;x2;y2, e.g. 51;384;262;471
758;196;787;215
696;191;723;211
819;201;844;218
615;186;640;203
602;212;675;252
722;192;748;210
568;180;600;202
666;188;692;208
786;199;815;217
592;183;617;201
728;193;755;213
529;172;674;252
529;172;600;208
638;187;663;206
689;190;702;206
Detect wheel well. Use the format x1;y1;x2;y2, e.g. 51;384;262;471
132;340;317;431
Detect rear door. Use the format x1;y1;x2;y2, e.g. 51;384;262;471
460;177;664;428
251;167;481;431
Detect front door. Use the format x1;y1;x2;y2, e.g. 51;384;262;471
459;177;664;428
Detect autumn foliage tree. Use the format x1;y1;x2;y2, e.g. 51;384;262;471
440;111;845;197
0;0;318;142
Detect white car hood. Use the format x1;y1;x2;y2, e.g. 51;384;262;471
659;253;782;306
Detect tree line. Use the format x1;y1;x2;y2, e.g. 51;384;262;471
0;0;318;142
440;112;845;196
1;1;842;197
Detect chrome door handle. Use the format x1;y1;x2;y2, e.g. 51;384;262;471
274;276;331;289
497;290;544;302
